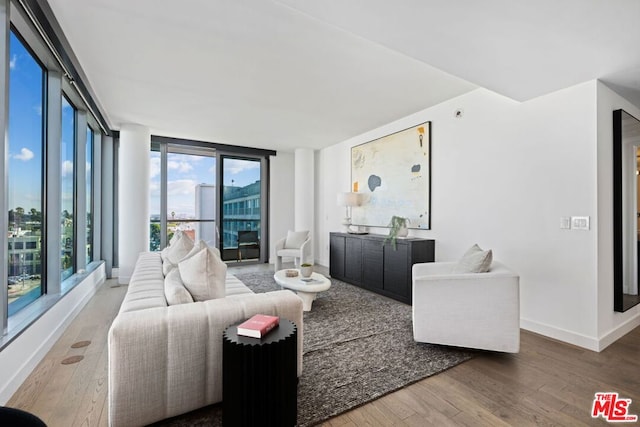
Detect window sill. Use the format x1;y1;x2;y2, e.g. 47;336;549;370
0;261;105;351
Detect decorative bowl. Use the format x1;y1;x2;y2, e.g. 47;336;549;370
285;269;298;277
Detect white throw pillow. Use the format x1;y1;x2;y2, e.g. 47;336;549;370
182;239;208;261
284;230;309;249
161;232;194;275
164;268;194;305
178;247;227;301
169;229;182;246
453;244;493;273
161;258;176;276
163;238;210;276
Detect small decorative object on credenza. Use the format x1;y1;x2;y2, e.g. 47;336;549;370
336;192;368;234
236;314;279;338
384;215;410;249
300;263;313;278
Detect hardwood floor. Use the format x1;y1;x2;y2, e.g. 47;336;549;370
7;268;640;427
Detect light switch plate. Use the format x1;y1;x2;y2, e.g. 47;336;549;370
571;216;590;230
560;217;571;229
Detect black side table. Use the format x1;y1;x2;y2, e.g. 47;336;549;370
223;318;297;427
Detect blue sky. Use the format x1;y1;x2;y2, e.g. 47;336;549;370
8;31;44;214
8;30;79;218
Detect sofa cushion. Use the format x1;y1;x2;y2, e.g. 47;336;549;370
179;247;227;301
225;274;254;296
164;268;194;305
453;244;493;273
284;230;308;249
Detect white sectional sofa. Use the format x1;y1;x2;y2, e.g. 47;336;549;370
108;252;304;427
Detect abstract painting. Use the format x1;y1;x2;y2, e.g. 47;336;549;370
351;122;431;229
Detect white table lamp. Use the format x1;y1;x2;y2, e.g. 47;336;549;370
337;192;363;233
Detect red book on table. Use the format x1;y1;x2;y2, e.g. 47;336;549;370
237;314;279;338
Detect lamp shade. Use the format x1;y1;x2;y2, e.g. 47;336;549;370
337;192;362;207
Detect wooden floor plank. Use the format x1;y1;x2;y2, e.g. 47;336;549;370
7;266;640;427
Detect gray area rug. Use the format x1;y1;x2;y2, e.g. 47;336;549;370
152;271;474;426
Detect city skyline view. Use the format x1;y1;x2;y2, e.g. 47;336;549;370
149;153;261;218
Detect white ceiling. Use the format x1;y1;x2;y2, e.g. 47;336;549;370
48;0;640;152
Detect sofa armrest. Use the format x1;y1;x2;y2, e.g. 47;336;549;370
108;290;303;427
275;237;286;251
412;261;456;277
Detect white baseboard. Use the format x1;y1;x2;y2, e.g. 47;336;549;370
520;318;600;351
597;312;640;351
521;311;640;352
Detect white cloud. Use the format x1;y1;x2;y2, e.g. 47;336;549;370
62;160;73;176
149;181;160;194
86;161;91;172
167;179;197;196
34;105;42;116
149;156;161;179
9;54;16;70
168;160;193;174
224;159;260;175
14;147;34;161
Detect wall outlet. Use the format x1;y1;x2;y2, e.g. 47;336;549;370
571;216;590;230
560;217;571;229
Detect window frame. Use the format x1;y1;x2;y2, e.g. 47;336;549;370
5;24;47;317
0;0;108;346
150;137;272;265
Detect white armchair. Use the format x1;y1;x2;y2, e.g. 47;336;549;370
274;230;311;271
412;260;520;353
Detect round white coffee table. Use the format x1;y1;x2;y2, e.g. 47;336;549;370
273;270;331;311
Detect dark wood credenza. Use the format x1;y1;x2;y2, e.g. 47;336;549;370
329;232;435;304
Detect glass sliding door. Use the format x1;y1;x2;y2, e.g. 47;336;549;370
220;156;262;262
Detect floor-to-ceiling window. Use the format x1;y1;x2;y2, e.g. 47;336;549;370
167;150;217;245
149;138;272;263
1;0;109;344
149;149;161;251
61;96;76;281
86;126;94;263
149;143;217;251
6;29;45;315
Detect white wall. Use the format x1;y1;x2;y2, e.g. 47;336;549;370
0;264;106;403
317;83;604;349
269;152;295;263
596;82;640;349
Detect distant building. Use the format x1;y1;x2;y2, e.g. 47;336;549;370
8;233;41;276
195;184;217;246
222;181;261;249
